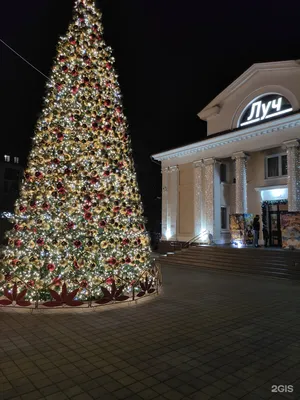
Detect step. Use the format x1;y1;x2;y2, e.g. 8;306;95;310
166;252;290;266
187;246;299;258
160;259;300;279
187;247;295;259
160;257;297;273
177;249;299;264
160;256;300;273
165;254;294;269
162;254;299;272
160;261;300;280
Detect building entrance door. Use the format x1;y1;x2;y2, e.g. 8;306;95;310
269;211;281;247
267;202;288;247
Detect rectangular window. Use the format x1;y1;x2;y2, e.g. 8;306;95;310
4;155;10;162
266;154;288;178
267;157;279;177
281;155;287;176
221;207;227;230
14;157;19;164
220;163;227;183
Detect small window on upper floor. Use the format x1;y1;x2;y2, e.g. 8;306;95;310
220;163;227;183
4;155;10;162
265;154;287;179
221;207;227;230
14;157;19;164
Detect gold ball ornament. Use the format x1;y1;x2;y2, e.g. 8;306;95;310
93;276;102;284
35;280;44;289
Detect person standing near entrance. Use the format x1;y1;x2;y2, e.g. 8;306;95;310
263;226;269;247
253;215;260;248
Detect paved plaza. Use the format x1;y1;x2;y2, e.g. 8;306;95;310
1;265;300;400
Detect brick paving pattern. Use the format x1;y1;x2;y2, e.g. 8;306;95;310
1;265;300;399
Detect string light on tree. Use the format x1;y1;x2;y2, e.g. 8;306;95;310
0;0;160;308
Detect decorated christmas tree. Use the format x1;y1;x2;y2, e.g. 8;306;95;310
0;0;159;308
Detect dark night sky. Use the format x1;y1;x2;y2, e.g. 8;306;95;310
1;0;300;231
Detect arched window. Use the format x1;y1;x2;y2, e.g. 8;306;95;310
238;94;293;128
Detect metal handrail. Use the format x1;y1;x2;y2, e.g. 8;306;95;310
182;230;208;249
169;230;208;252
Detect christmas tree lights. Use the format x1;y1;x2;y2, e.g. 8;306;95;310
0;0;159;308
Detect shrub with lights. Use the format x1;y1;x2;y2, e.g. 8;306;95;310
0;0;160;308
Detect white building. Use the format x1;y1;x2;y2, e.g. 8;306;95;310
152;60;300;247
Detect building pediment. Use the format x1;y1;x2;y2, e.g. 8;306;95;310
198;60;300;136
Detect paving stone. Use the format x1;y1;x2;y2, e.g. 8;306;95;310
39;385;60;397
2;382;13;391
213;393;236;400
176;384;197;395
113;388;134;399
137;388;159;399
131;372;149;381
251;387;274;399
21;390;43;400
72;394;94;400
141;377;160;387
2;389;19;400
93;375;114;386
151;383;170;394
7;397;22;400
88;387;116;399
32;378;53;389
100;380;122;392
201;385;222;396
213;379;232;391
116;376;136;386
226;385;249;398
163;378;182;389
188;392;212;400
58;378;80;391
80;380;100;391
127;382;147;393
162;390;185;400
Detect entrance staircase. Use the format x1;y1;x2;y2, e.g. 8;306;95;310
159;245;300;280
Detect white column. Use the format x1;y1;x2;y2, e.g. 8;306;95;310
161;167;169;240
204;158;215;239
203;158;221;243
193;160;204;236
232;151;248;214
283;139;300;212
169;166;179;240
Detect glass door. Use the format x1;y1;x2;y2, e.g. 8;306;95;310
269;211;280;246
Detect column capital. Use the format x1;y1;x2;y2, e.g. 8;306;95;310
169;165;179;173
193;160;204;168
232;151;249;160
203;157;215;166
161;167;169;174
282;139;300;149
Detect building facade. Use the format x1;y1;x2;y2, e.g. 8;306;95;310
152;60;300;247
0;154;23;244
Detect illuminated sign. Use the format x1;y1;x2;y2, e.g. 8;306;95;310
260;188;288;202
239;94;293;127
